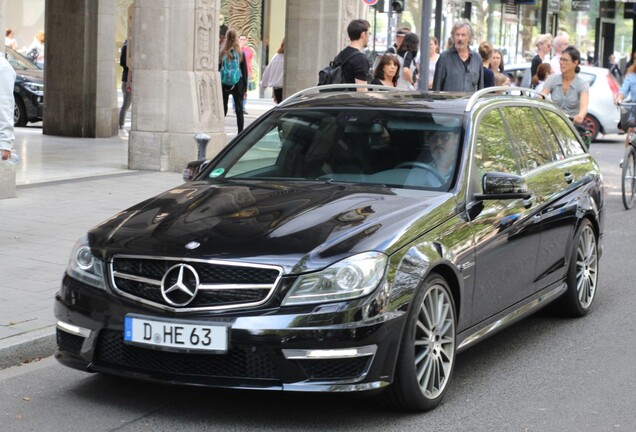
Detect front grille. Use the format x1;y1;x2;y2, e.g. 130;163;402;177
110;256;282;311
57;329;85;354
95;329;278;379
299;357;370;381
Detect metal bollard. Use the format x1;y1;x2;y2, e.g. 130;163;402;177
194;133;211;160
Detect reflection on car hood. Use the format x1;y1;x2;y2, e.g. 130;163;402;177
15;69;44;83
88;180;453;272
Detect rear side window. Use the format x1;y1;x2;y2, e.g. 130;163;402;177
500;106;552;174
474;109;519;175
535;109;565;161
541;110;586;157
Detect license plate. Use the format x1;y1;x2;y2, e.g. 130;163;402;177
123;315;229;353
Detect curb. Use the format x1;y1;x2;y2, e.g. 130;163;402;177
0;326;56;370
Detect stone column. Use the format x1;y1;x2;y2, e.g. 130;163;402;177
43;0;118;138
284;0;366;97
128;0;225;173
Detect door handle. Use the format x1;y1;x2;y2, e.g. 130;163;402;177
564;171;574;184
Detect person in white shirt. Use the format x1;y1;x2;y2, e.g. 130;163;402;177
5;29;18;50
261;39;285;104
28;30;45;68
549;34;570;75
0;55;16;161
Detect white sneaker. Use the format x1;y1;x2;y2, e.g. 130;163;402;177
620;159;623;168
119;128;129;138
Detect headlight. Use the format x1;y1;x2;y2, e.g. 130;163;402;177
24;82;44;95
282;252;387;306
66;235;105;289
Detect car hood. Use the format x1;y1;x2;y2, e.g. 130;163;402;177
88;180;454;273
15;69;44;83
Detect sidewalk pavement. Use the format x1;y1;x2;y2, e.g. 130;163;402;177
0;98;275;369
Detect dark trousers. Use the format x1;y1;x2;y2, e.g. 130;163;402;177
222;84;244;132
273;88;283;104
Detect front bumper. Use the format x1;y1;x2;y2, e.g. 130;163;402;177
54;275;406;392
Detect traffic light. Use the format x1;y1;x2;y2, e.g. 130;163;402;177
371;0;385;11
391;0;405;13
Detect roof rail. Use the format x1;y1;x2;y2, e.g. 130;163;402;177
279;84;402;108
465;86;546;112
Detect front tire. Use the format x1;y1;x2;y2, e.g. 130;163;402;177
14;95;28;127
621;146;636;210
383;273;456;411
557;219;599;317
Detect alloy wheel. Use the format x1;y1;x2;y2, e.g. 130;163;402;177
575;224;598;309
414;283;455;399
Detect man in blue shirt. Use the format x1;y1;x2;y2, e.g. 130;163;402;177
432;20;484;92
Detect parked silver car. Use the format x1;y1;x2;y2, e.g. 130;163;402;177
505;63;621;141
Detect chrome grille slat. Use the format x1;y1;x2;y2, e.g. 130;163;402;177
109;255;283;312
112;271;161;286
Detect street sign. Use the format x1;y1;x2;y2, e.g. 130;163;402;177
363;0;379;5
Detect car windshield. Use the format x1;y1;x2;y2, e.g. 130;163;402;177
5;47;41;71
203;109;463;191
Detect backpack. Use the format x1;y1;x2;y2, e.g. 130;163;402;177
318;50;362;86
220;49;241;86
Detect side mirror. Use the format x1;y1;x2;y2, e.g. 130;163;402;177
183;160;210;182
475;172;530;200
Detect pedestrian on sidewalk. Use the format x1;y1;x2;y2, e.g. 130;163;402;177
27;30;45;68
333;19;371;92
261;38;285;104
219;29;248;133
0;55;16;161
119;39;132;138
432;20;483;92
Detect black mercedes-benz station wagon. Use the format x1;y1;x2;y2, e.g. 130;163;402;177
55;85;604;411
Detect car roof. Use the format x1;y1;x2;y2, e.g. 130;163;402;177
277;87;550;115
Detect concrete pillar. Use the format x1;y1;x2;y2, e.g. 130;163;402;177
43;0;118;138
284;0;365;97
128;0;225;173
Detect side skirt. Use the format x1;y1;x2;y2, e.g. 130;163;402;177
456;282;567;353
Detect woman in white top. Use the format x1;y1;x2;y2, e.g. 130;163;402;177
428;36;440;89
261;39;285;104
28;30;45;68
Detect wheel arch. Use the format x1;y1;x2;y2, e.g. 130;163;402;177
425;262;462;319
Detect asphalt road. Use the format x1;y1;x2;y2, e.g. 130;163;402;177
1;135;635;432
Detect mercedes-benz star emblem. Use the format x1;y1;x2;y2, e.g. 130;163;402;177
160;264;200;306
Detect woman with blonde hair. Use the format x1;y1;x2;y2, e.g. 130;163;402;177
28;30;45;68
531;34;552;78
219;29;248;132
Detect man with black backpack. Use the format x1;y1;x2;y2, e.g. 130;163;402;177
320;19;371;91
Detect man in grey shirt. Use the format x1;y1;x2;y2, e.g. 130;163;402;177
432;20;484;92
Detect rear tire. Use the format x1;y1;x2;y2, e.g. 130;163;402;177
14;95;28;127
556;219;598;317
621;146;636;210
382;273;456;411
